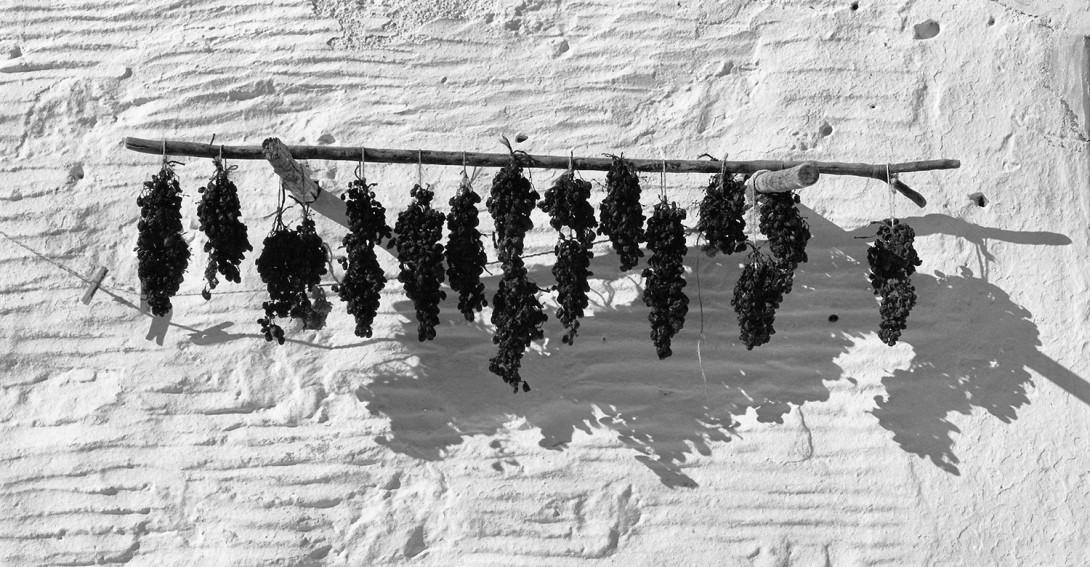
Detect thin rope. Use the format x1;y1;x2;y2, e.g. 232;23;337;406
660;159;667;201
359;146;366;181
886;163;895;224
162;140;167;164
417;150;423;187
569;150;574;173
695;233;708;397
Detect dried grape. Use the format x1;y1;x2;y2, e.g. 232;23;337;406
641;198;688;359
731;248;788;349
867;219;922;345
335;178;392;338
196;158;251;297
539;171;597;344
392;184;447;341
255;199;328;344
598;155;645;271
135;162;190;317
758;190;811;294
697;172;747;256
446;175;489;321
488;158;546;392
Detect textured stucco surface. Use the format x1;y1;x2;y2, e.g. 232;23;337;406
2;0;1090;565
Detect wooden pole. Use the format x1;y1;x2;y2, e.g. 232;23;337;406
747;163;819;194
124;136;957;207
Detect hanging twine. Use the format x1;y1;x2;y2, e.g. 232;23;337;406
886;163;895;224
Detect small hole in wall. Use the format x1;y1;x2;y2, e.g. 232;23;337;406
818;122;833;138
987;16;995;26
968;192;987;207
828;314;839;323
869;103;876;109
913;20;940;40
850;2;859;11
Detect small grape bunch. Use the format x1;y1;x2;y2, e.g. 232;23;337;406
392;184;447;341
255;205;328;344
489;257;548;393
757;190;811;294
867;219;923;346
540;171;597;344
487;158;539;265
446;175;489;321
697;172;747;256
335;177;392;338
641;198;689;359
196;158;252;300
135;162;191;317
598;155;645;271
731;248;788;349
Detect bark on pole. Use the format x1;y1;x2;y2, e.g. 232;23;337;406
261;138;350;229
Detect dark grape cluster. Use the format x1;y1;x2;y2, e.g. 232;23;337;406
731;248;788;349
539;171;597;344
598;156;645;271
641;199;689;359
867;219;923;346
758;191;811;294
445;176;489;321
255;209;328;344
196;159;251;299
697;172;747;256
489;260;548;393
392;184;447;341
135;163;190;317
334;178;392;338
487;159;539;263
488;158;547;392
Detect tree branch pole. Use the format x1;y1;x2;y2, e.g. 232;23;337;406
125;136;959;208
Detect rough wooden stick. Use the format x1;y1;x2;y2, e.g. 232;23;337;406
261;138;349;229
125;136;957;207
747;163;819;193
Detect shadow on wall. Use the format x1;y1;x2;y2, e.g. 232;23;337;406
352;208;1086;485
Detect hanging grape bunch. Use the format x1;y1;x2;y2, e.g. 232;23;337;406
334;177;392;338
867;219;923;346
642;198;689;359
255;198;328;344
487;157;547;392
598;155;645;271
731;248;788;349
135;162;190;317
697;171;747;256
196;158;252;300
392;184;447;341
758;190;811;294
539;170;597;344
445;174;489;321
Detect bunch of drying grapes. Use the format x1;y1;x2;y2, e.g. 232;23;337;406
867;219;923;345
731;248;788;349
135;163;190;317
598;156;645;271
488;158;546;392
697;172;747;256
445;176;489;321
196;158;251;299
489;259;547;393
641;199;689;359
540;171;597;244
255;210;328;344
393;184;447;341
487;159;539;264
540;171;597;344
334;178;392;338
758;190;811;293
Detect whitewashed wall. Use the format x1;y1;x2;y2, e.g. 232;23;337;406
2;0;1089;565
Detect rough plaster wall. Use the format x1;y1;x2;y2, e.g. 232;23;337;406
1;0;1089;565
